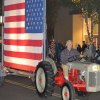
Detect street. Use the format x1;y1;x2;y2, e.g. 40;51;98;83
0;75;60;100
0;75;100;100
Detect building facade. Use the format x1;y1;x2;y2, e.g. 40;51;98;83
54;6;100;48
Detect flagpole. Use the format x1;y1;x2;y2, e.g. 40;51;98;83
43;0;47;60
1;0;4;68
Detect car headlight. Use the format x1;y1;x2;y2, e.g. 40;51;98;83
92;65;100;71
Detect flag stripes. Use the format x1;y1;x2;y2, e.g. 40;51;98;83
4;34;43;40
4;62;35;72
4;9;25;16
4;28;25;33
4;45;43;55
4;51;42;60
4;39;43;46
4;56;40;66
4;3;25;11
4;0;24;6
5;16;25;22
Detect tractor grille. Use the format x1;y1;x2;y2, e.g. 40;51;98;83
86;70;100;92
89;72;96;87
97;72;100;86
89;72;100;87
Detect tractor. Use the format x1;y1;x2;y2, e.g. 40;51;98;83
35;56;100;100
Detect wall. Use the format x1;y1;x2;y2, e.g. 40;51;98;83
54;7;72;46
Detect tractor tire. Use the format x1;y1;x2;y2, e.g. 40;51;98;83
61;81;75;100
35;61;55;97
0;76;4;86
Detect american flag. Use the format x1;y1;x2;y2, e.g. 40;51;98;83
4;0;46;72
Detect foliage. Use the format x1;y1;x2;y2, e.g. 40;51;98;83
62;0;100;42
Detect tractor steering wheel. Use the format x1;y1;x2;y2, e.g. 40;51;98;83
68;55;79;62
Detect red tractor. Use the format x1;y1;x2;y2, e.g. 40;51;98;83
35;57;100;100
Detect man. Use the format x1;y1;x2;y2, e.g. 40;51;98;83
95;45;100;64
82;41;87;54
60;40;80;80
86;42;96;61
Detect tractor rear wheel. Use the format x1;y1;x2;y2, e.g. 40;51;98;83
35;61;55;97
61;81;75;100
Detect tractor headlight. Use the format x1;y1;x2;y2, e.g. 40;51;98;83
92;65;100;71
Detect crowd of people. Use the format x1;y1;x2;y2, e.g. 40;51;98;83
48;39;100;64
73;40;100;63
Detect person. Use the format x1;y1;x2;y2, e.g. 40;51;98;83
82;41;87;54
85;42;96;61
96;45;100;52
95;45;100;64
55;42;65;64
60;40;80;80
77;44;81;54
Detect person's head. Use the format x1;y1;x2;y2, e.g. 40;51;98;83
82;41;85;44
66;40;73;50
98;45;100;50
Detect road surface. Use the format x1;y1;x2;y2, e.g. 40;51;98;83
0;75;100;100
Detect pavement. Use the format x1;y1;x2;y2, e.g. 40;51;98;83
0;75;100;100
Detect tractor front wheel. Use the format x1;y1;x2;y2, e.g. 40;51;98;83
61;81;75;100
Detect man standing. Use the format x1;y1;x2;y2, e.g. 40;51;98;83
82;41;87;54
60;40;80;80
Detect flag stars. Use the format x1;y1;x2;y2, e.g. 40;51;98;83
40;13;42;16
38;17;40;20
42;8;43;11
33;4;35;7
35;9;37;12
33;22;35;25
35;26;37;29
28;14;29;17
35;18;37;20
26;0;44;33
37;13;39;16
38;8;40;11
37;3;38;7
26;18;28;21
40;3;42;7
32;18;33;21
37;22;39;25
39;26;40;29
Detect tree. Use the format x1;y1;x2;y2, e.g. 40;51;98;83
46;0;61;40
62;0;100;42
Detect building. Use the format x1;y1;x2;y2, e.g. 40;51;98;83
54;6;100;48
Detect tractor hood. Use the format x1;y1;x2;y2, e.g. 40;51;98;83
67;61;99;71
